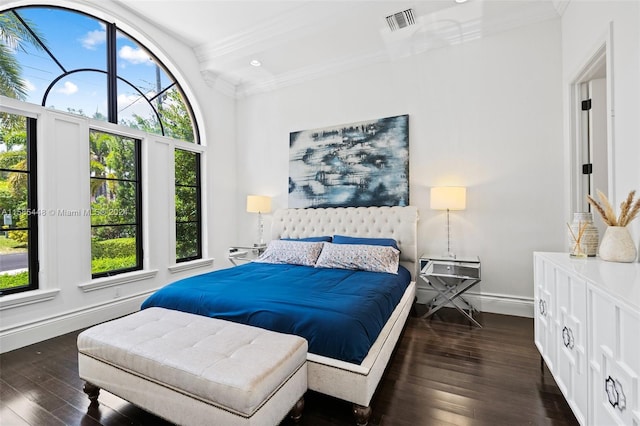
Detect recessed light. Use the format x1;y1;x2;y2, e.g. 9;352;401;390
454;0;469;3
250;59;262;67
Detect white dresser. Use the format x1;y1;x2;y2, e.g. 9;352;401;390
534;252;640;426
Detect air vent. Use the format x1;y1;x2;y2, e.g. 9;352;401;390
386;9;416;31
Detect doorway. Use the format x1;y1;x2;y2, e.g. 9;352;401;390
571;40;612;239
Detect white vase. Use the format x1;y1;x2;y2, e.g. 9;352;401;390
567;212;599;257
598;226;637;263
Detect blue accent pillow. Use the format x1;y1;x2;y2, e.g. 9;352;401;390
333;235;399;251
281;236;332;242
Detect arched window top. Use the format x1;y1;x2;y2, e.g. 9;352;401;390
1;5;199;143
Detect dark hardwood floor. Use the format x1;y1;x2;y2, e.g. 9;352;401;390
0;308;578;426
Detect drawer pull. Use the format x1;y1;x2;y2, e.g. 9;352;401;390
539;299;547;317
605;376;626;412
561;326;574;349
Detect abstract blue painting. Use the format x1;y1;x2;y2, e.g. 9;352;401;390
289;114;409;208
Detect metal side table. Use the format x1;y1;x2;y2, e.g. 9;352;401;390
419;255;482;327
228;244;266;266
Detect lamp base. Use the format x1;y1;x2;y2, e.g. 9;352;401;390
256;212;264;246
443;209;457;260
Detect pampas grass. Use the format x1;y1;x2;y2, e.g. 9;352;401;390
567;220;588;256
587;189;640;226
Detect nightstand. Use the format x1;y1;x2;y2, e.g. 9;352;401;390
418;254;482;327
228;244;266;266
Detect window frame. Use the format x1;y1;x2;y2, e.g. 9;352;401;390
175;148;202;263
6;5;200;144
0;115;39;296
1;4;208;293
89;129;143;278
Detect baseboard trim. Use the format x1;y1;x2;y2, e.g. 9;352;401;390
416;288;534;318
0;289;158;353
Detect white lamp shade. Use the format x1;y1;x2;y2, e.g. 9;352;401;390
246;195;271;213
430;187;466;211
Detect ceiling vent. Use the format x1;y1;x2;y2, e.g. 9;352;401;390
386;9;416;31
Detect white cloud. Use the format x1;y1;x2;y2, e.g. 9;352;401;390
57;81;79;95
117;92;156;120
119;45;153;65
80;29;106;50
23;79;36;93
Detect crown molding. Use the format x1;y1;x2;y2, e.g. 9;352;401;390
200;70;237;98
235;4;560;99
465;1;560;41
237;49;389;98
194;2;359;65
552;0;571;17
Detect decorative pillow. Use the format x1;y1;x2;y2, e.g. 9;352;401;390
254;240;324;266
332;235;399;251
315;243;400;274
281;236;332;242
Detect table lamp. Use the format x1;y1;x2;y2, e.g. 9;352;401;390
246;195;271;245
430;186;466;258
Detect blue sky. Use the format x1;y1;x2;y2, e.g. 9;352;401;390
12;6;172;122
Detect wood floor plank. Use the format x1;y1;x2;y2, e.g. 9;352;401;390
49;403;104;426
0;406;32;426
0;308;578;426
39;376;104;414
0;379;66;426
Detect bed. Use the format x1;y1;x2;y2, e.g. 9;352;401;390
144;206;418;424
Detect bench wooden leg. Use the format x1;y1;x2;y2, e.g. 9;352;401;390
83;381;100;403
289;396;305;423
352;403;371;426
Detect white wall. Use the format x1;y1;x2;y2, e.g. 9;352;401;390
0;0;237;352
561;0;640;243
236;18;564;316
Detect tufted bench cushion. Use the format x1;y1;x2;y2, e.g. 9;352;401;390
77;307;307;425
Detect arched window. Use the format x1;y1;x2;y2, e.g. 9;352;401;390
1;5;203;293
2;6;199;143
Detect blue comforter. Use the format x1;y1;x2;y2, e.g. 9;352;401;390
141;262;411;364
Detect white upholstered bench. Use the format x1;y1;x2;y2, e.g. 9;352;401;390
77;307;307;426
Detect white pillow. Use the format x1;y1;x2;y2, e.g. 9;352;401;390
254;240;324;266
315;242;399;274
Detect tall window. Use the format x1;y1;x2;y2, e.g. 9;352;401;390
2;5;203;286
0;113;38;295
1;6;199;143
90;130;141;277
175;149;201;262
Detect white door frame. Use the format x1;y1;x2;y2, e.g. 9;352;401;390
568;22;615;215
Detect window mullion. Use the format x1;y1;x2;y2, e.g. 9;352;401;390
135;138;143;269
106;23;118;124
12;11;67;74
27;117;38;288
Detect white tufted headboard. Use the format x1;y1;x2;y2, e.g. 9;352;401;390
271;206;419;278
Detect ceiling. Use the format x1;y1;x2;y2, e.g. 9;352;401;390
115;0;565;96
